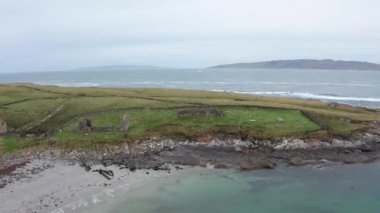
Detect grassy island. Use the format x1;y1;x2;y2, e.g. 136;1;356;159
0;84;379;153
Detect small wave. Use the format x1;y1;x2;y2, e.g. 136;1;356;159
246;81;376;87
218;91;380;103
38;82;101;87
168;81;376;87
34;80;378;88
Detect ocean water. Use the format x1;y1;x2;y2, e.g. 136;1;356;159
86;162;380;213
1;68;380;108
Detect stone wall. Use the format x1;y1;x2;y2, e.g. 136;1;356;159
177;108;224;118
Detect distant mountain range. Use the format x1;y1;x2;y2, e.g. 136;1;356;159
50;59;380;73
208;59;380;71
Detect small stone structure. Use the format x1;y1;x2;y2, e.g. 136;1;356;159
0;118;7;134
121;114;130;131
79;119;92;133
177;108;224;118
78;115;130;133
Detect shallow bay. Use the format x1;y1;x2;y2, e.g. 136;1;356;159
86;162;380;213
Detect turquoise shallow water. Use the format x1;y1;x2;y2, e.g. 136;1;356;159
88;162;380;213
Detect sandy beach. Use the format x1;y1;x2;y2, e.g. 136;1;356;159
0;159;183;213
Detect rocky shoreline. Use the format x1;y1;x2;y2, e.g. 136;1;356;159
68;123;380;170
2;124;380;184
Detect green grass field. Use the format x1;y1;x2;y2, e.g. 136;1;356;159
0;84;378;153
54;107;320;142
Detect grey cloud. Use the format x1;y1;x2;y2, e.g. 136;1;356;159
0;0;379;72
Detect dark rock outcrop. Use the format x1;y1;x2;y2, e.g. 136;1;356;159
214;162;229;169
240;159;277;171
288;157;318;166
93;169;114;180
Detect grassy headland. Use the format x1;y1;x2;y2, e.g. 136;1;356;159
0;84;378;153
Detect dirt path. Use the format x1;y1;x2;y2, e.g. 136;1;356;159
22;98;70;131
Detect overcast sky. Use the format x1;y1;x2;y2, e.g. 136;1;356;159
1;0;379;73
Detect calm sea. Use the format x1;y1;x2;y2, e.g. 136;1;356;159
85;162;380;213
1;68;379;108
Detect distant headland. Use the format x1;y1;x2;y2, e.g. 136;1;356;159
208;59;380;71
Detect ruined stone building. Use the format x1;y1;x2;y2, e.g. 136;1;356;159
0;118;7;134
79;119;92;133
78;115;130;134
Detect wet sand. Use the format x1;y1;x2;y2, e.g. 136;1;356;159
0;159;183;213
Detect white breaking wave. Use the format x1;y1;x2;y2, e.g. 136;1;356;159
34;80;380;105
38;81;101;87
217;91;380;103
37;80;377;87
